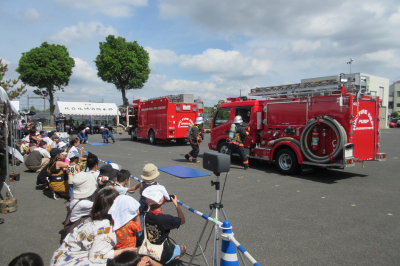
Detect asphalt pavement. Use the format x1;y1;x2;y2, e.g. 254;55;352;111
1;129;400;265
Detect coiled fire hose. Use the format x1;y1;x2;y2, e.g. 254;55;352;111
300;116;347;164
268;137;301;147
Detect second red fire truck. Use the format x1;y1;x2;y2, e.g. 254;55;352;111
209;74;386;174
122;94;203;144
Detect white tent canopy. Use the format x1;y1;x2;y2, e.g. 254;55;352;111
54;101;119;116
0;86;19;115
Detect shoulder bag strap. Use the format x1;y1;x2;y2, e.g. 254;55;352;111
70;199;82;211
142;213;148;241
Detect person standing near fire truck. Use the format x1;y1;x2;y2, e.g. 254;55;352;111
228;116;250;170
184;117;204;163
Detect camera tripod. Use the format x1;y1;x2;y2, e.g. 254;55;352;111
188;173;228;266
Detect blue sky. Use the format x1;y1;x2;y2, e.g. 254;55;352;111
1;0;400;110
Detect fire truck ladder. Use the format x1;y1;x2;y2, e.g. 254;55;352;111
249;80;344;98
249;75;370;98
147;94;182;102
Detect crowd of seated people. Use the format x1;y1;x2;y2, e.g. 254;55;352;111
14;148;186;265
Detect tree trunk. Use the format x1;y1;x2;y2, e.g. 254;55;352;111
121;87;128;106
49;88;55;126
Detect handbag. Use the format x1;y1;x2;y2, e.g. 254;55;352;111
138;214;165;261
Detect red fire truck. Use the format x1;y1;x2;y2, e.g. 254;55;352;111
124;94;204;144
209;75;386;174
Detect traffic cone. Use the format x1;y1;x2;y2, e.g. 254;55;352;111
220;220;239;266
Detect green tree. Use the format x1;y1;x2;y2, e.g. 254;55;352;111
393;111;399;118
205;100;226;119
16;42;75;125
30;105;36;112
95;35;150;106
0;58;27;100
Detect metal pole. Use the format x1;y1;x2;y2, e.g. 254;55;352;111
5;107;10;194
27;95;29;111
213;174;220;266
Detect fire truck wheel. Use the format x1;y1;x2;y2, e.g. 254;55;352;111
275;148;299;175
176;138;187;144
218;142;230;155
131;129;137;141
149;130;156;144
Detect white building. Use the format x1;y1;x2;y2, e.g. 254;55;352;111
301;73;389;128
388;81;400;115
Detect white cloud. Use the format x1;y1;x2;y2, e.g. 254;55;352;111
49;22;118;44
179;49;272;79
71;58;103;84
53;0;148;17
22;8;40;21
291;40;321;53
364;50;400;68
363;4;386;17
145;47;189;70
0;58;11;65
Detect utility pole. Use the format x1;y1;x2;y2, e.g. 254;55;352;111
27;95;29;110
240;89;241;97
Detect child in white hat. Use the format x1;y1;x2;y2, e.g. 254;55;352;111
141;185;186;264
108;195;141;250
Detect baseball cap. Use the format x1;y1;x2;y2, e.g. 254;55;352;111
50;135;59;140
72;150;82;158
58;141;66;149
50;148;64;157
22;138;28;142
99;164;118;179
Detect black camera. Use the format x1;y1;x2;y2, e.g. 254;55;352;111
166;195;176;202
203;152;230;174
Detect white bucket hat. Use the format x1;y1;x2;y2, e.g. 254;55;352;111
73;172;98;199
141;163;160;181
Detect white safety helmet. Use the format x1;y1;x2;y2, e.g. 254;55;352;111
195;117;204;125
100;126;104;130
86;127;90;130
234;116;243;124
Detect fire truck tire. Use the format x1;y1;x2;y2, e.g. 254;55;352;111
176;138;187;144
148;130;156;144
131;129;137;141
218;142;230;155
275;148;300;175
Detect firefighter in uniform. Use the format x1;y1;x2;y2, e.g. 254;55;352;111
228;115;250;170
184;117;204;163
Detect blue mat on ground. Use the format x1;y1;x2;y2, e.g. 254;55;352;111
158;166;211;178
88;142;109;146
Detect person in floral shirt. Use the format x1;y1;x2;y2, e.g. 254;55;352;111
50;188;135;266
108;195;142;249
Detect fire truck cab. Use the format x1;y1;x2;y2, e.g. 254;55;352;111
209;74;386;174
122;94;203;144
